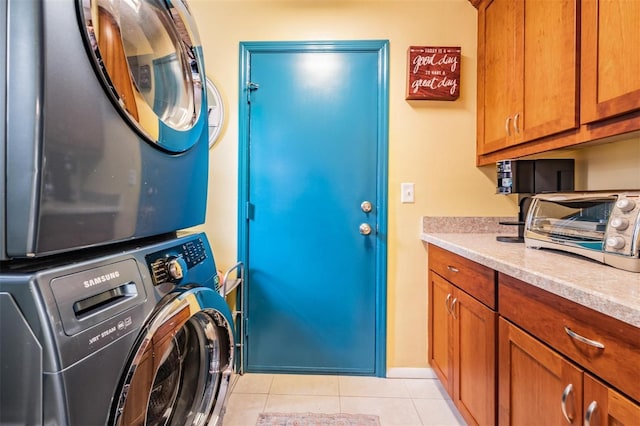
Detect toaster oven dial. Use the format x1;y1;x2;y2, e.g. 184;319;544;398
615;198;636;213
606;236;626;250
610;217;629;231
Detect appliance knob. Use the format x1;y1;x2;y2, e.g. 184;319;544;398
610;217;629;231
615;198;636;212
166;257;185;280
605;236;626;250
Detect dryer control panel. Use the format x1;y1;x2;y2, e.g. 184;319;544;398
146;237;209;286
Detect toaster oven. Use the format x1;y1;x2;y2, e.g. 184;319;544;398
524;191;640;272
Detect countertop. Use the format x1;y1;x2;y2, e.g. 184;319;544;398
421;232;640;329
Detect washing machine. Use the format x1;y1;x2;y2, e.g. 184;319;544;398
1;0;210;259
0;232;235;425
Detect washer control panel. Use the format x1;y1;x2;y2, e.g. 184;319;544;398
147;237;208;286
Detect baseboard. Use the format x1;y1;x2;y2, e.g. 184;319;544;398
385;367;437;379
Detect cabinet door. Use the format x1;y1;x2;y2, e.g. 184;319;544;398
583;374;640;426
498;318;583;426
478;0;517;154
453;289;496;426
518;0;578;142
477;0;579;156
428;272;453;394
581;0;640;123
500;272;640;404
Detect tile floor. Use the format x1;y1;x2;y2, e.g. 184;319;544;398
223;373;467;426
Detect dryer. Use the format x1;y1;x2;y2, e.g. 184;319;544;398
1;0;211;259
0;232;235;425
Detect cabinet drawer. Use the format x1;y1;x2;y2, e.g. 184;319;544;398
428;245;496;309
499;273;640;403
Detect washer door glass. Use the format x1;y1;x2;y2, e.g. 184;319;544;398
79;0;205;153
113;287;234;426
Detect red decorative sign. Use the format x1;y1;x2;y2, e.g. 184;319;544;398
406;46;461;101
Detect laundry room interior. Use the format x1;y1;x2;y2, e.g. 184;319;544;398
189;0;640;425
1;0;639;425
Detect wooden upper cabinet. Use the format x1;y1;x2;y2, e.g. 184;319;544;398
581;0;640;123
479;0;516;154
477;0;579;156
519;0;579;141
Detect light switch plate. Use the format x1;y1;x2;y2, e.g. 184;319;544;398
401;182;415;203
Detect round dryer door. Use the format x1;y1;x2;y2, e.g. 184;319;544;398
112;286;234;426
78;0;206;153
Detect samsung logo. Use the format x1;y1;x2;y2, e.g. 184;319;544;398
83;271;121;288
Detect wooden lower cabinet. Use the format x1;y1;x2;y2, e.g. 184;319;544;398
454;288;497;426
429;272;453;391
583;374;640;426
499;318;640;426
429;271;497;426
428;246;640;426
499;317;583;425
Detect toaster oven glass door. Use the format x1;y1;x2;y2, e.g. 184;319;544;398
527;197;616;249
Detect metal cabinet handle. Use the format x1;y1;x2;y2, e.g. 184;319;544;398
505;116;512;136
561;383;575;424
584;401;599;426
447;265;459;273
450;297;458;320
445;294;452;315
564;327;605;349
513;112;520;134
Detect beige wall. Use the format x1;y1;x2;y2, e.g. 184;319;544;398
574;136;640;190
189;0;640;371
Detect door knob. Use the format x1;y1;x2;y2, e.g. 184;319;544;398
359;223;372;235
361;201;373;213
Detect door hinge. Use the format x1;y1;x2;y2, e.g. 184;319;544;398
246;202;255;220
247;81;259;103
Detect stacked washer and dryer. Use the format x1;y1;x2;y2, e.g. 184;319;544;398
0;0;235;424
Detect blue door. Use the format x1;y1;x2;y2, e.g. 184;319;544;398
238;41;388;376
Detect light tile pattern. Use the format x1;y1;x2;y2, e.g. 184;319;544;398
223;373;466;426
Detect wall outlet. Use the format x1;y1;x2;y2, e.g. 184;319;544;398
401;182;415;203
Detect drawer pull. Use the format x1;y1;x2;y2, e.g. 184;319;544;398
564;327;605;349
561;383;575;424
584;401;599;426
446;265;459;273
